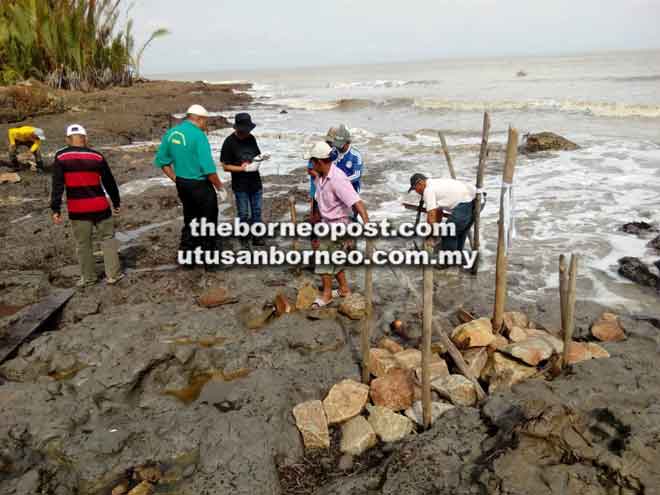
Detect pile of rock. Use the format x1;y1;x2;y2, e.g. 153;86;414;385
292;310;619;456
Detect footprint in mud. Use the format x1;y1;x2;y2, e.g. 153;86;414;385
589;408;631;455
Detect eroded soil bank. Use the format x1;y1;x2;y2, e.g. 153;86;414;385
1;81;660;495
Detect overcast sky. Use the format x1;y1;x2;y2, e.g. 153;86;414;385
130;0;660;75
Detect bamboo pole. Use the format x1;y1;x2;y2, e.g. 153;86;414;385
361;239;374;383
288;196;298;251
470;112;491;274
438;132;457;180
561;255;578;367
492;127;519;333
421;253;433;428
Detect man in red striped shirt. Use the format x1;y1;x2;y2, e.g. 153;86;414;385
51;124;123;288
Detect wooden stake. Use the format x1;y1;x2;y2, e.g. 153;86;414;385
438;132;457;180
559;255;569;330
561;255;578;367
439;132;473;249
433;324;487;401
361;239;374;383
288;196;298;251
470;112;491;274
421;253;433;428
492;127;518;333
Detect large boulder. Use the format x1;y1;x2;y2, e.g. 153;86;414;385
340;416;377;455
370;368;415;411
618;257;659;289
620;221;656;236
322;379;370;425
293;400;330;449
450;318;495;349
591;312;626;342
366;405;414;443
522;132;579;153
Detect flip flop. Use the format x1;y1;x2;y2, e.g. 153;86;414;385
331;289;351;298
311;297;332;309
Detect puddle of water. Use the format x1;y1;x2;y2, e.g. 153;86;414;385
164;368;252;404
119;177;173;196
115;220;175;244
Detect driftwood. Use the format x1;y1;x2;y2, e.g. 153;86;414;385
0;289;75;364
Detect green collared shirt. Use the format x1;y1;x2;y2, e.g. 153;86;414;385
154;120;216;180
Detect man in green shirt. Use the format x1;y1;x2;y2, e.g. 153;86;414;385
154;104;224;268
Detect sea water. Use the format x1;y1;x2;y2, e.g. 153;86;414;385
156;50;660;314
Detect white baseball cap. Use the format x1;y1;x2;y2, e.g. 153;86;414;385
33;128;46;141
306;141;333;160
186;104;209;118
66;124;87;137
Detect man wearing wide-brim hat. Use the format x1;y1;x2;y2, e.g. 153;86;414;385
154;104;225;269
221;112;266;246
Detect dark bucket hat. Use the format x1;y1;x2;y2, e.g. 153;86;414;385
234;112;256;132
408;173;428;192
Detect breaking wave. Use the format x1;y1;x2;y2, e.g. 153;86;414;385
331;79;442;90
267;96;660;118
414;98;660;118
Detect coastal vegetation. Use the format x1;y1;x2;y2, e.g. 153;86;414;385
0;0;169;89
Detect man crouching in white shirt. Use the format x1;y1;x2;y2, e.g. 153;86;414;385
408;173;476;253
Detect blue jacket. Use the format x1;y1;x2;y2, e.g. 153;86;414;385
335;145;363;193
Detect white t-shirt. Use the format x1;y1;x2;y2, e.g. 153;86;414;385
423;178;476;211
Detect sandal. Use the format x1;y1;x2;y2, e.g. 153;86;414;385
331;289;351;298
311;297;332;309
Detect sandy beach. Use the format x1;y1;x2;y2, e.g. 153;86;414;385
1;72;660;495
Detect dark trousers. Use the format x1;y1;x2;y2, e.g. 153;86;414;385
175;177;220;252
441;201;474;252
234;190;263;226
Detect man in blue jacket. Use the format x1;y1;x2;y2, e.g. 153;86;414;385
332;124;363;193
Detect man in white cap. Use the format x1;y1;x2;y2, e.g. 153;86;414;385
154;104;225;269
51;124;123;287
7;125;46;171
308;141;369;307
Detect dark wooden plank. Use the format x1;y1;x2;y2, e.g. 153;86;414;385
0;288;75;364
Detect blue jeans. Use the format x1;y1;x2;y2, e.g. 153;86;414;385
234;190;263;226
440;201;474;252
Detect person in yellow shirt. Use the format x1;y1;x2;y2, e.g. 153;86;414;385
8;126;46;171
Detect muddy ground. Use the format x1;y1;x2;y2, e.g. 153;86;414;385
1;81;660;495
